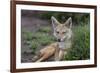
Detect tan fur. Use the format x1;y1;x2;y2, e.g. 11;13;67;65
32;42;59;62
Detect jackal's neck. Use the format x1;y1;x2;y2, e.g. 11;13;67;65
58;40;72;50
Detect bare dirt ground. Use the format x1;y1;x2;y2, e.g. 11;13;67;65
21;16;54;63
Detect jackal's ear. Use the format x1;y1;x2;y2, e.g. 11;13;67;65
64;17;72;28
51;16;60;28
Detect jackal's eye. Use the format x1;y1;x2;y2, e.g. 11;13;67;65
56;31;59;34
62;32;66;34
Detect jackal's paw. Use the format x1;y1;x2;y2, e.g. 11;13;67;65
32;56;39;62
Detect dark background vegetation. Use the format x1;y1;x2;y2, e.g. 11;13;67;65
21;10;90;62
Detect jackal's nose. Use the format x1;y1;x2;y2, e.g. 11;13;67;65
58;39;61;42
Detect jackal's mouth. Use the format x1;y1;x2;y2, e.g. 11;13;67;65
57;38;65;42
57;39;61;42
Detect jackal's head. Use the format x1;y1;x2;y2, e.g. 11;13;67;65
51;16;72;42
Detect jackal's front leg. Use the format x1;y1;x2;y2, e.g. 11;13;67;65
58;50;64;60
54;48;60;61
54;49;65;61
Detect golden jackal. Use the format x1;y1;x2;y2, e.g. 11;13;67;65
32;16;73;62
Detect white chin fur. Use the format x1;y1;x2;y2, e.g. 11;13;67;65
58;42;65;49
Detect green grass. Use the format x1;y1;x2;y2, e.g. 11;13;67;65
22;26;56;53
64;25;90;60
22;30;33;41
29;40;39;53
38;26;52;33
